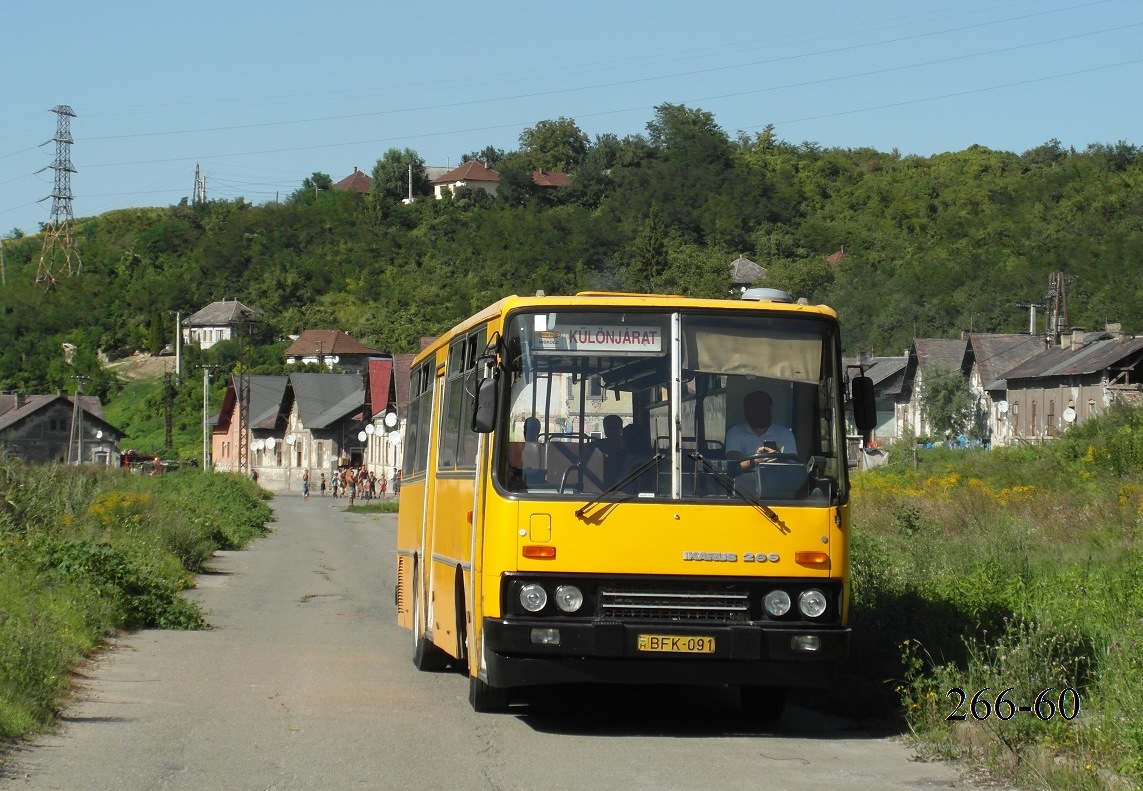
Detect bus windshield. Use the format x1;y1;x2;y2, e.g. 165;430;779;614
495;308;847;503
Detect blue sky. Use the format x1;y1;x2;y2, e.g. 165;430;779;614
2;0;1139;237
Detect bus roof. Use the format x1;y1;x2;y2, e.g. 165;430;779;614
411;291;840;367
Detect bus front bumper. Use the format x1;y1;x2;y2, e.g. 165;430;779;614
481;619;849;689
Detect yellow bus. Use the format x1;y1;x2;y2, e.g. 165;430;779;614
395;289;875;714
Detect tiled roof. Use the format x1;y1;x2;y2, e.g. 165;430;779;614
368;358;394;418
432;160;499;184
393;354;417;415
184;300;262;328
1004;337;1143;381
0;394;121;436
532;170;571;187
333;167;372;193
288;373;365;429
914;338;968;374
728;255;765;286
285;329;379;358
826;246;848;264
968;333;1046;390
216;375;288;433
841;356;909;395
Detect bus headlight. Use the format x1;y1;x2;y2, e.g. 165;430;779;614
519;583;548;613
798;589;828;618
554;585;584;613
763;589;791;617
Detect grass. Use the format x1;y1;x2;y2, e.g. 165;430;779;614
343;500;400;514
846;405;1143;790
0;459;272;740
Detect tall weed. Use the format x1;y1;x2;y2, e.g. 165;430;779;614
0;458;271;740
853;406;1143;789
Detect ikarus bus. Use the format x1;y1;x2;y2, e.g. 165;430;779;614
395;289;876;714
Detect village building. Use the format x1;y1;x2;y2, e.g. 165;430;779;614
284;330;382;376
0;392;124;466
182;299;263;350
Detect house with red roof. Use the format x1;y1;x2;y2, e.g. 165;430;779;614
285;329;381;375
333;167;372;194
432;160;501;199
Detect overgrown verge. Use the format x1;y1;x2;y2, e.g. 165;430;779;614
0;459;272;739
844;404;1143;790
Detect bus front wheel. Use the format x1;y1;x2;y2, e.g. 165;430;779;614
469;675;511;713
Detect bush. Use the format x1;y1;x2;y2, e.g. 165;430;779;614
0;458;272;739
849;407;1143;789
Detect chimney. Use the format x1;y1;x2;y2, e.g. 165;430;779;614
1072;329;1085;347
1106;321;1130;342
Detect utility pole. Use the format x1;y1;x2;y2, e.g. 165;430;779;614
1046;272;1069;345
68;376;88;465
236;309;257;477
202;366;214;470
163;373;174;451
173;310;182;383
37;105;81;287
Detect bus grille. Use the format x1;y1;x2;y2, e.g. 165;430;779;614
598;585;750;623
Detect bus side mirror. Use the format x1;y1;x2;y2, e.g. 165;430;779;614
472;373;499;433
851;376;876;432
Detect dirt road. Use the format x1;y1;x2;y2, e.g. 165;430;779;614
1;495;991;790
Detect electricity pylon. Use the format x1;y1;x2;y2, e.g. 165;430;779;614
36;105;81;287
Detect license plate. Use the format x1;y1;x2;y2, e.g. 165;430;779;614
637;634;716;654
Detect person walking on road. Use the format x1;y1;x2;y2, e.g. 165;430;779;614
331;473;340;499
302;470;310;500
319;472;327;496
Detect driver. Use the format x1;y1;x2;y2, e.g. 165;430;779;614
725;390;797;472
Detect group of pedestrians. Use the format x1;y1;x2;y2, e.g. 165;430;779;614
300;467;400;504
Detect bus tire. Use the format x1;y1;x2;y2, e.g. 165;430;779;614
454;571;468;665
412;565;449;672
740;685;787;721
469;675;511;713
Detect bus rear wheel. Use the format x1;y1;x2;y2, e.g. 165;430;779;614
469;675;511;713
740;685;788;721
412;566;450;672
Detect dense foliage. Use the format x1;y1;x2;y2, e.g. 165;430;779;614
2;105;1140;449
848;403;1143;789
0;461;272;737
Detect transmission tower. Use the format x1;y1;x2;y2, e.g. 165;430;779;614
36;105;81;287
193;162;207;205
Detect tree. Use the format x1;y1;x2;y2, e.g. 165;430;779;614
372;149;430;204
462;146;506;168
495;156;539;207
625;206;668;291
645;103;731;168
518;117;589;173
288;172;333;204
919;366;975;439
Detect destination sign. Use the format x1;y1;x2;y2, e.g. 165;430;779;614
537;325;663;353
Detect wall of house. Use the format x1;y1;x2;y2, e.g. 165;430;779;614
0;403;119;465
1005;377;1104;442
184;326;233;350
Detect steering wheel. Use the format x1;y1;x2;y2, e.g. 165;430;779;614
741;452;802;465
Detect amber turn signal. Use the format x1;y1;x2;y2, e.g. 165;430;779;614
522;545;556;559
795;551;829;568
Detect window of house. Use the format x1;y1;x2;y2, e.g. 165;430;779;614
1047;400;1055;436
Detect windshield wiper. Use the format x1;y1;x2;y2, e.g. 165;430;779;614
689;452;790;535
575;453;664;519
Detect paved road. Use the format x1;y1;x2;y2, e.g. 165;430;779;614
1;494;990;790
